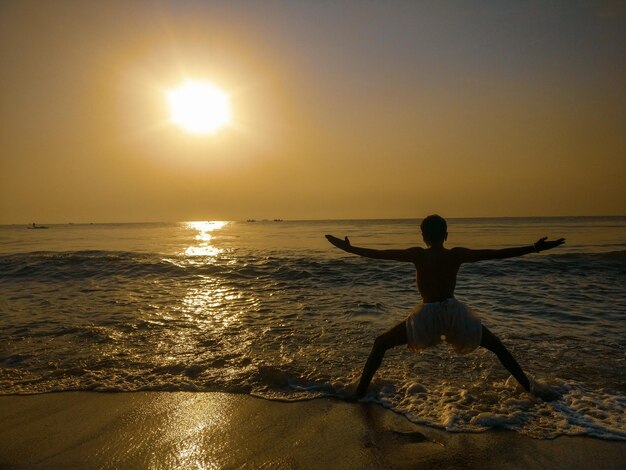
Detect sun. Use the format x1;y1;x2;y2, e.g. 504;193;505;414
167;80;232;134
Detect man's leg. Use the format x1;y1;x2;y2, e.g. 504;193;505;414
355;320;408;399
480;325;531;391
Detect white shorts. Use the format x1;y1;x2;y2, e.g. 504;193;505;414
405;298;482;354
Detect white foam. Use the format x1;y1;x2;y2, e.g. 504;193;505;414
360;375;626;440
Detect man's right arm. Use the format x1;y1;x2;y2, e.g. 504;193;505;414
325;234;421;262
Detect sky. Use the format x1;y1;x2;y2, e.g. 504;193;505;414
1;0;624;223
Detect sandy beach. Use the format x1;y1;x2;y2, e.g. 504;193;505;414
0;392;623;469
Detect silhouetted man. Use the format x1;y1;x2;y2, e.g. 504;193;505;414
326;214;564;401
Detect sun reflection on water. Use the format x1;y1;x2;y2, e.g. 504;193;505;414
184;221;228;258
147;220;261;391
181;284;246;330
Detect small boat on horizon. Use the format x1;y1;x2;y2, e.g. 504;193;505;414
27;223;49;229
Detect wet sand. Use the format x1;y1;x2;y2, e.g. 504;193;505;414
0;392;624;469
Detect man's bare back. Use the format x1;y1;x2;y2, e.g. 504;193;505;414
414;247;459;302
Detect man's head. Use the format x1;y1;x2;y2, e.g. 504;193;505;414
420;214;447;246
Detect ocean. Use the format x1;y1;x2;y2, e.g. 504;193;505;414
1;217;624;440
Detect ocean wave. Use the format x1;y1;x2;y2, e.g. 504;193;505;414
0;250;400;288
549;250;626;262
0;251;228;281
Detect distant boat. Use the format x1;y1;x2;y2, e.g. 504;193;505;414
246;219;257;223
27;223;49;229
273;219;283;222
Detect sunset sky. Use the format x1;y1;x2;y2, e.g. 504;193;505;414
1;1;624;223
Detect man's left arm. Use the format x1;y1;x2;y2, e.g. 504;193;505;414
455;237;565;263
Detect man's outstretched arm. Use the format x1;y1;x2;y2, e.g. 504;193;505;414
455;237;566;263
325;235;419;262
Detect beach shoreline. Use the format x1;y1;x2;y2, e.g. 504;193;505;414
0;391;624;469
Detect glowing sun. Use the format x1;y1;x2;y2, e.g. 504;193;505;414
167;80;232;134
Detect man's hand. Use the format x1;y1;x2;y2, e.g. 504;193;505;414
325;234;352;252
534;237;566;252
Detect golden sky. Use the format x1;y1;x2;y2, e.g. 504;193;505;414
1;1;624;223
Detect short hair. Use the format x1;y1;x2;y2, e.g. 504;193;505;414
420;214;447;244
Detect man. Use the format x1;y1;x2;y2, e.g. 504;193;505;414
326;214;565;401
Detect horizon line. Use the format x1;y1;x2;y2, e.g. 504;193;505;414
2;214;625;226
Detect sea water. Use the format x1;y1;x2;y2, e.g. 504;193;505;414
1;217;624;440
